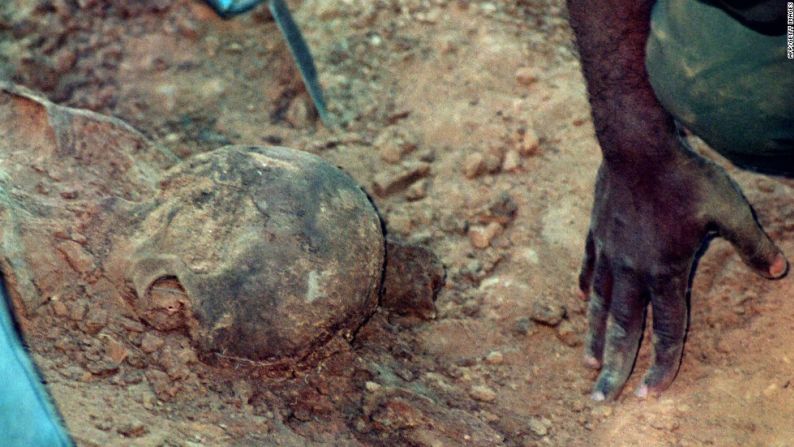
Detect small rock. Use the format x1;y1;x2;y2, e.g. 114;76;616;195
516;128;540;156
105;337;129;365
50;299;69;317
481;411;499;422
515;67;539;86
388;213;413;234
380;237;445;320
480;2;497;14
365;381;382;392
285;96;312;128
82;308;108;334
530;300;566;326
69;301;88;321
379;143;404;164
470;385;497;402
468;222;504;249
140;333;165;354
117;420;147;438
528;417;551;437
477;192;518;225
556;320;580;347
85;360;119;376
141;392;156;410
120;318;145;333
513;317;535;336
405;179;428;201
485;351;504;365
226;42;243;53
146;369;179;400
591;405;613;418
373;162;431;196
502;150;521;172
483;152;503;173
463;152;485;179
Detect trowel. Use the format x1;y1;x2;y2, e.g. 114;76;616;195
205;0;332;127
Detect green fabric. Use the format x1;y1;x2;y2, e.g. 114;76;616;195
646;0;794;175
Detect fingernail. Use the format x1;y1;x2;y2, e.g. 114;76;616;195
769;254;788;278
583;355;601;370
635;384;648;399
591;391;606;402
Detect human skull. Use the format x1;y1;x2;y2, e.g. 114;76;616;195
127;146;384;362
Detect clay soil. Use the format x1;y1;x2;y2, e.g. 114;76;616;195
2;1;794;446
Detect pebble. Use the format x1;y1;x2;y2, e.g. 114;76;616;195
515;67;539;86
556;320;580;347
285;96;312;128
480;411;499;422
69;301;88;321
375;129;417;164
590;405;613;419
513;317;535;336
528;417;551;437
405;179;428;201
485;351;504;365
483;151;502;173
117;420;147;438
365;381;382;393
372;162;431;196
140;333;165;354
502;150;521;172
51;299;69;318
82;308;108;335
516;128;540;156
468;222;504;249
141;392;156;410
463;152;486;179
105;337;129;365
388;213;413;234
379;143;404;164
530;300;566;326
470;385;497;402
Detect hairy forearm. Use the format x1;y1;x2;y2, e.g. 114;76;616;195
567;0;679;166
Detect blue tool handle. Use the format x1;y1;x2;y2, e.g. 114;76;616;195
0;275;74;447
204;0;263;17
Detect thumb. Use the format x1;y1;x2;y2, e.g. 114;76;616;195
712;198;788;279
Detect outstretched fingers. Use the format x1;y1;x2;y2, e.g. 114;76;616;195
584;256;612;370
637;273;688;398
592;269;648;401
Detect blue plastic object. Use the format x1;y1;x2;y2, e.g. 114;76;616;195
204;0;264;17
0;276;74;447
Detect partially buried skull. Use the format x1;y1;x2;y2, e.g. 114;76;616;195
0;83;385;365
127;146;385;361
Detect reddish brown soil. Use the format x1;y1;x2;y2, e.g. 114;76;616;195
2;1;793;446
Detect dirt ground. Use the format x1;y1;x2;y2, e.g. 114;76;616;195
2;1;793;446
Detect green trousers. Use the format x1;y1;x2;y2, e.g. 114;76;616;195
646;0;794;176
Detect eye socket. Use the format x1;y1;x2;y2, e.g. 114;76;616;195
148;276;186;301
142;276;189;331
